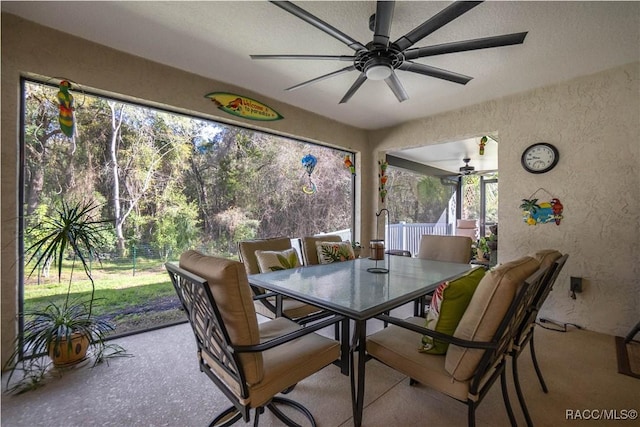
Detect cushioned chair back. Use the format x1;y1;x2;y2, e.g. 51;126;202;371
533;249;562;270
512;252;568;349
532;250;568;311
445;256;540;381
301;235;342;265
178;250;264;386
417;235;472;263
238;237;292;276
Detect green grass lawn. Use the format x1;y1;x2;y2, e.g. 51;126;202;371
23;258;186;336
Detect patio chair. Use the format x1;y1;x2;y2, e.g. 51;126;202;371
367;256;546;427
300;235;343;265
238;237;324;323
165;251;342;426
510;250;569;427
298;235;353;364
414;235;474;316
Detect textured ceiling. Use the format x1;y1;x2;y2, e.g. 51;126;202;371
3;1;639;171
3;1;638;131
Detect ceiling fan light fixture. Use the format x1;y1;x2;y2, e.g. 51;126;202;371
366;64;392;81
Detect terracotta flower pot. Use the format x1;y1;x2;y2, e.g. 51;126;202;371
48;333;90;367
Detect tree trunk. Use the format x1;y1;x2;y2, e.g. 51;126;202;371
188;151;213;235
108;101;126;255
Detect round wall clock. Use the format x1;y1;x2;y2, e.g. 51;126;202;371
521;143;559;174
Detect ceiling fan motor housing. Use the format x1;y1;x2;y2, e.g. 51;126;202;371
460;158;475;174
357;46;404;80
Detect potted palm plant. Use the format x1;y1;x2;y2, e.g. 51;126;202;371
476;237;490;260
4;199;126;393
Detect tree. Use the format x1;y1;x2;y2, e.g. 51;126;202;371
386;168;454;223
23;80;355;262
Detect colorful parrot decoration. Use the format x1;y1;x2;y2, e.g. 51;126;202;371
479;136;487;155
57;80;74;137
551;198;564;225
520;197;564;225
344;155;355;175
226;97;243;112
301;154;317;194
378;160;388;203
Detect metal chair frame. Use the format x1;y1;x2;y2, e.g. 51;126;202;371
374;264;550;427
510;253;569;427
166;262;343;426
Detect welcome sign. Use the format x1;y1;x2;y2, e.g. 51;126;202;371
205;92;283;121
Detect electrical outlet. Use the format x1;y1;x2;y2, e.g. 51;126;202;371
570;276;583;293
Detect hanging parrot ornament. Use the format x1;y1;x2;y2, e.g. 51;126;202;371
378;160;388;203
344;155;355;175
479;136;487;155
57;80;75;137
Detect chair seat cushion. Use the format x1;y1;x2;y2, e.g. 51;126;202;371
420;267;485;354
367;317;470;401
316;241;355;264
249;317;340;408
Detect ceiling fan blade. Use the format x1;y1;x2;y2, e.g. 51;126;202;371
373;1;395;47
251;54;356;61
393;1;483;51
397;61;472;85
384;71;409;102
271;1;366;52
404;32;528;60
286;65;356;91
339;73;367;104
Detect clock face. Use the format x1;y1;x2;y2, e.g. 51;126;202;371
521;143;559;174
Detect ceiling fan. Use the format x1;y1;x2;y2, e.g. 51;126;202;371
251;1;528;104
455;157;498;177
459;158;476;175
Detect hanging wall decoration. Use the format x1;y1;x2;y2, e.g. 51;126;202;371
57;80;75;137
205;92;283;121
378;160;388;203
344;155;355;175
520;188;563;226
479;136;487;155
301;154;318;194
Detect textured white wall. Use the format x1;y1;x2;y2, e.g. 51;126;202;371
372;63;640;336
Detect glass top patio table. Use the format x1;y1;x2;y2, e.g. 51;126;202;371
249;256;473;321
249;256;474;427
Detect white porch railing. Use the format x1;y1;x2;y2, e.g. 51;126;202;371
387;222;453;257
318;223;454;258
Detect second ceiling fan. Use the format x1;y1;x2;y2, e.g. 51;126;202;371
251;1;528;104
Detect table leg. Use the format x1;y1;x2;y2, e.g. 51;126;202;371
350;320;367;427
275;294;283;317
340;318;350;375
